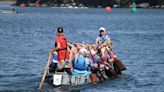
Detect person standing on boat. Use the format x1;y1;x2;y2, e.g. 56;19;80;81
52;27;70;71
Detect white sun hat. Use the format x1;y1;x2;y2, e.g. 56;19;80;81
99;27;106;33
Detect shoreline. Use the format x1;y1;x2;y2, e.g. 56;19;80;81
0;1;164;9
0;1;15;5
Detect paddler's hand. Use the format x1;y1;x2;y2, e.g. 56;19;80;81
108;41;112;46
50;48;54;53
113;55;118;59
99;44;105;49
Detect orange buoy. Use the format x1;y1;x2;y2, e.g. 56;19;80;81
106;6;111;12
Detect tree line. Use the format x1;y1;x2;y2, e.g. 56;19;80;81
16;0;164;7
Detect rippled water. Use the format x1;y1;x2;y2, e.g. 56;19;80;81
0;5;164;92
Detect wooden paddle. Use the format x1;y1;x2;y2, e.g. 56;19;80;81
38;48;53;90
106;44;126;71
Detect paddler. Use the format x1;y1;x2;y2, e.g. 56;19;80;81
95;27;119;78
95;27;112;56
72;42;91;70
49;51;58;73
51;27;72;75
95;27;111;45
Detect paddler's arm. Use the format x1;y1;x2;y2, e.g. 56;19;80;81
67;43;76;56
98;41;107;49
97;40;112;49
51;42;61;52
107;40;112;48
95;39;99;47
67;43;74;48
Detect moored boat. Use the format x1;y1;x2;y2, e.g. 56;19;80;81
0;10;18;14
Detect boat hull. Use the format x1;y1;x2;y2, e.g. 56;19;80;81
52;72;91;86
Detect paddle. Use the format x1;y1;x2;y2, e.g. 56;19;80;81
94;41;119;78
87;47;105;82
106;44;126;71
38;48;53;90
97;49;118;78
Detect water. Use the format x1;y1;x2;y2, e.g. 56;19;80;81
0;5;164;92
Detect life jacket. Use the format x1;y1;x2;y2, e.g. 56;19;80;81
55;34;69;61
73;55;90;70
55;34;67;51
96;34;110;43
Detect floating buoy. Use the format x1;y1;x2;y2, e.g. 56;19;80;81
105;6;111;12
132;2;137;13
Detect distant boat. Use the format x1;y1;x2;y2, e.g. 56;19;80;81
0;9;18;14
132;2;137;13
